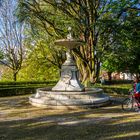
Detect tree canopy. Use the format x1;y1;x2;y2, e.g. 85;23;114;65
17;0;139;83
0;0;138;82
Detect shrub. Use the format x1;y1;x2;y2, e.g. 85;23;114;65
100;87;129;95
0;87;36;97
0;81;56;97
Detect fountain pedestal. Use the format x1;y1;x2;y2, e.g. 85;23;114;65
52;49;84;92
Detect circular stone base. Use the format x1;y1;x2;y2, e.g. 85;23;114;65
29;88;110;109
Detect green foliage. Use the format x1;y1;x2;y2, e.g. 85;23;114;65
101;3;140;74
16;0;140;83
0;80;56;86
17;37;62;81
101;59;117;73
0;67;13;81
18;62;59;81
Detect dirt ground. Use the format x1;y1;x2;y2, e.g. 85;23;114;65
0;95;140;140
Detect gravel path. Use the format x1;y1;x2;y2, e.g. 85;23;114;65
0;95;140;140
0;95;138;123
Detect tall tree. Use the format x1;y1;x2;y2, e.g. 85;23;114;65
17;0;140;84
0;0;26;81
102;6;140;77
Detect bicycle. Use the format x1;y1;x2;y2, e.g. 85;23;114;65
122;89;140;111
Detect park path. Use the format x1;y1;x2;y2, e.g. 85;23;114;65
0;95;139;124
0;95;140;140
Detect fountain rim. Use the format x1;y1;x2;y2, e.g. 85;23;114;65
55;39;85;48
36;87;104;94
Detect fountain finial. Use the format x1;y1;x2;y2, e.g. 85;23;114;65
67;26;73;39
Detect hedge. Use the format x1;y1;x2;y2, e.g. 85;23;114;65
0;81;56;97
97;80;133;85
100;87;129;95
0;80;56;85
0;87;36;97
0;86;130;97
0;80;131;97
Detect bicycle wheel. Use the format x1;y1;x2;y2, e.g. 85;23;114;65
122;98;133;111
132;98;139;111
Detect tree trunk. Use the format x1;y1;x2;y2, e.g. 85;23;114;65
92;61;101;83
81;68;90;87
78;62;101;86
107;72;112;81
13;71;18;81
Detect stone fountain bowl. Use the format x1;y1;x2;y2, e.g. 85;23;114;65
55;39;84;49
29;87;110;109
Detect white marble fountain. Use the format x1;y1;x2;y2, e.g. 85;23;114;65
29;28;110;109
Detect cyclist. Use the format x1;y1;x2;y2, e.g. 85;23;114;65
133;77;140;112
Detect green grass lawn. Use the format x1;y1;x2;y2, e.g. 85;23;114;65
93;83;132;96
94;83;132;88
0;95;140;140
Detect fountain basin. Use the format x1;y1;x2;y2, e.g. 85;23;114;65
29;87;110;109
